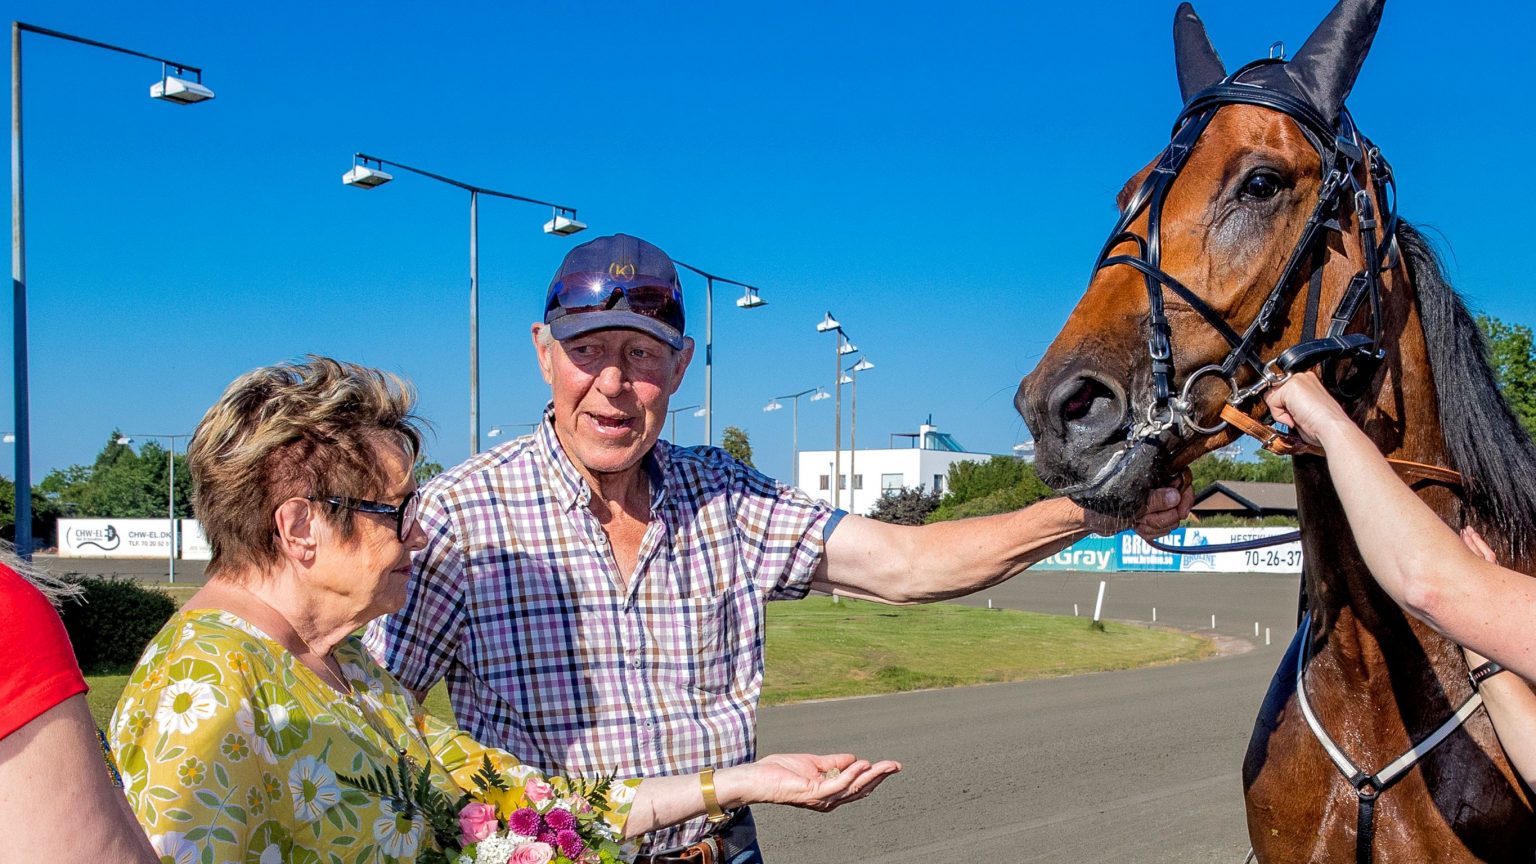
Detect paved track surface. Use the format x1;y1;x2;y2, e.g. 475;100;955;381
754;570;1302;863
48;557;1302;862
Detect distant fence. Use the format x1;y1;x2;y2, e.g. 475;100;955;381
1031;527;1302;573
57;518;211;560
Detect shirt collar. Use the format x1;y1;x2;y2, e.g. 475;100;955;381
535;402;670;513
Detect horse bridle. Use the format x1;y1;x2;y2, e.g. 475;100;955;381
1095;58;1400;442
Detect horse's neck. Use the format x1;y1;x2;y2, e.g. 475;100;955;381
1295;275;1465;688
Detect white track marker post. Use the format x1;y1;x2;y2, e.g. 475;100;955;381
1211;614;1217;630
1074;603;1079;617
1093;580;1107;623
987;598;993;610
1152;607;1157;623
1255;621;1260;637
1266;627;1272;646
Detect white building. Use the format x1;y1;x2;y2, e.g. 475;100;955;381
796;419;1000;515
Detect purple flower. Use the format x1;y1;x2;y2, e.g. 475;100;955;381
508;806;543;837
556;829;586;859
544;808;575;832
538;830;559;846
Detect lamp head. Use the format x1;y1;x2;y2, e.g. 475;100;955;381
150;75;215;105
343;165;393;188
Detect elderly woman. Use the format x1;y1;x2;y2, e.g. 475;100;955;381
0;545;157;864
112;357;898;863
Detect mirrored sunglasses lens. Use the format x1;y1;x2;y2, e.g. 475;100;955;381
400;494;420;540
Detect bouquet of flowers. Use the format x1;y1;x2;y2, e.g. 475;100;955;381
453;757;625;864
341;754;626;864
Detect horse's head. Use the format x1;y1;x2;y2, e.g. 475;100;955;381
1019;0;1388;518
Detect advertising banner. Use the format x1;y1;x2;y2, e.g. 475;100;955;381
1027;526;1303;573
1030;535;1120;571
180;520;212;560
1178;527;1304;573
57;518;173;559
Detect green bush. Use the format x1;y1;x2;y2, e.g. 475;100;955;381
58;578;177;674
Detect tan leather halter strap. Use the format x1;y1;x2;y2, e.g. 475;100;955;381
1217;404;1464;487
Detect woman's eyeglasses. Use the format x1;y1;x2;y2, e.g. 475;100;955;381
309;491;419;542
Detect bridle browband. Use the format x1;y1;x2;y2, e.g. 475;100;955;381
1096;58;1400;442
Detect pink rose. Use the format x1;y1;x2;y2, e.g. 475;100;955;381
508;842;554;864
524;777;555;804
459;801;500;846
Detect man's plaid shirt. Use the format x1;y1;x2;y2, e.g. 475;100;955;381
365;412;837;853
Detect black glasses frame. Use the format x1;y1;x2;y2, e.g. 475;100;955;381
308;491;418;542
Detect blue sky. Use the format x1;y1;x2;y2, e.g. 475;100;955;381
5;0;1533;484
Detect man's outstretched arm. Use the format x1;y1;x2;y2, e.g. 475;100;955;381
809;482;1191;604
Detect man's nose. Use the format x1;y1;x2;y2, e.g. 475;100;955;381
594;361;627;394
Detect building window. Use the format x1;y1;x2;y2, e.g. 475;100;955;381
819;474;830;490
838;474;847;490
933;474;945;493
881;473;903;491
853;474;863;490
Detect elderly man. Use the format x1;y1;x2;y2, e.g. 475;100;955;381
368;233;1191;864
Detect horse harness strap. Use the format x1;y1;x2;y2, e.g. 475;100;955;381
1292;616;1485;864
1217;403;1465;486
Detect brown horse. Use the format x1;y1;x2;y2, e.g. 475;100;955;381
1017;0;1536;861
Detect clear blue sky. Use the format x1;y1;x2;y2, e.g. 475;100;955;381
5;0;1533;483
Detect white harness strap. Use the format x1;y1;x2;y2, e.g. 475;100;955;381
1292;615;1485;864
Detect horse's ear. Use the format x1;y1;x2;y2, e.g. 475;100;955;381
1285;0;1385;126
1174;2;1226;103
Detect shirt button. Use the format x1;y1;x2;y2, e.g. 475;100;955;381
630;657;643;670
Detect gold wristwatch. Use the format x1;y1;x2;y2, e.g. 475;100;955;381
699;766;729;825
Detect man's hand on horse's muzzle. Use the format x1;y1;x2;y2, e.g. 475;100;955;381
1085;470;1193;539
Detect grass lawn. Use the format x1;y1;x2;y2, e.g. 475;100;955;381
82;596;1209;727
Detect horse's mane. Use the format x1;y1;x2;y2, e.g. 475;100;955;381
1404;220;1536;558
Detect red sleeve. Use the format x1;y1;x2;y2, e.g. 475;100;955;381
0;564;87;741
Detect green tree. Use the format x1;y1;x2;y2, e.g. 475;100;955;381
1479;314;1536;435
867;486;942;525
1188;449;1293;492
928;455;1054;522
414;460;446;485
722;426;754;467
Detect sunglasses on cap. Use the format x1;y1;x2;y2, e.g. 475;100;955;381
545;270;685;333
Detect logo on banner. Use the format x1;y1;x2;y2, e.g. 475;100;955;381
69;524;121;551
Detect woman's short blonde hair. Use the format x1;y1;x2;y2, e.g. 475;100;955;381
188;357;425;579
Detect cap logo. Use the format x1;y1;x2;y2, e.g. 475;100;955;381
608;261;636;278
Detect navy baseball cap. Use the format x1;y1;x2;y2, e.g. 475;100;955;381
543;234;686;350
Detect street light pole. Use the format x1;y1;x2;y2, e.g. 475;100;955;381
11;22;214;559
673;262;766;447
667;404;701;443
764;387;826;489
815;313;856;508
344;153;585;457
843;358;875;514
119;433;190;583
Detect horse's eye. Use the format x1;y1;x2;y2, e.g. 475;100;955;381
1240;170;1282;201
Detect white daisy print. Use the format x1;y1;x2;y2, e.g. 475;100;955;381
150;831;198;864
287;756;341;824
373;798;424;859
155;679;217;735
236;698;277;764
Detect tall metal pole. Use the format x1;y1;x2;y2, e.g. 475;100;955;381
468;190;480;455
832;331;842;509
791;395;800;489
704;276;714;446
166;440;176;584
11;24;32;558
849;370;858;514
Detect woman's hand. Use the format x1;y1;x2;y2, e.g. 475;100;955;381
1262;372;1352;446
720;753;902;812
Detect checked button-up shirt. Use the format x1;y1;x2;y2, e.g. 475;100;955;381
365;410;838;853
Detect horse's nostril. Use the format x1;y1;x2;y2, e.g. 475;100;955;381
1061;378;1112;424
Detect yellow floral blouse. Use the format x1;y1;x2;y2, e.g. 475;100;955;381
109;609;640;864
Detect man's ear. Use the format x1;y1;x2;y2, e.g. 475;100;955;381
669;337;695;395
531;323;556;386
273;498;319;564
